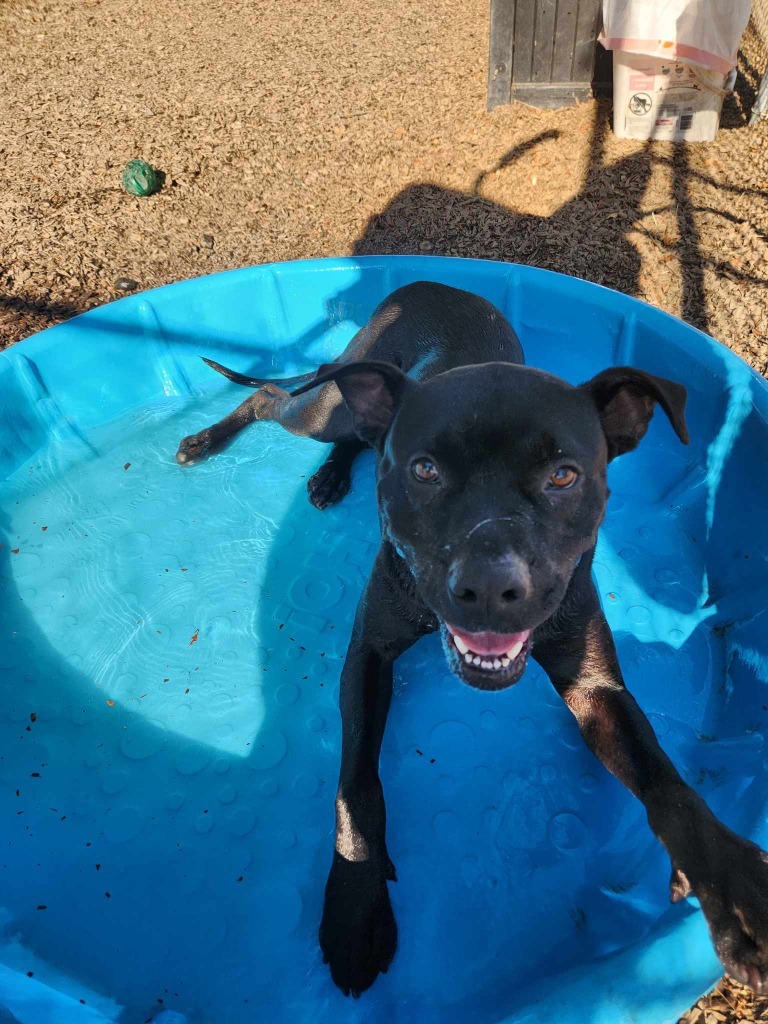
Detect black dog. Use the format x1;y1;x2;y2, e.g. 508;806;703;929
177;282;768;997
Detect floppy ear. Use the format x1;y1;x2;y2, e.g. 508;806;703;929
581;366;690;461
292;360;409;446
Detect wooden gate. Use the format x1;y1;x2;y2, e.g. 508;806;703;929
488;0;603;110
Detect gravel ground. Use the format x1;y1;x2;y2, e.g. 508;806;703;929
1;0;768;1018
1;0;767;361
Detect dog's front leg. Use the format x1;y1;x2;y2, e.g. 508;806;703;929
534;565;768;992
320;544;434;997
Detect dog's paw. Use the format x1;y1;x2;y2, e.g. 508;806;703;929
176;429;215;466
319;857;397;997
307;460;351;510
693;832;768;992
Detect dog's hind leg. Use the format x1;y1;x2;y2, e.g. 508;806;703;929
176;290;413;468
176;379;355;466
307;439;366;510
176;383;283;466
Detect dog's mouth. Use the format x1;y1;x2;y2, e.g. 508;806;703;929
440;623;534;691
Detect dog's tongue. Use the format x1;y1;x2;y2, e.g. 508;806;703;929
450;627;532;657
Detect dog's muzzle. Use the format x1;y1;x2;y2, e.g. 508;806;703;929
440;623;533;691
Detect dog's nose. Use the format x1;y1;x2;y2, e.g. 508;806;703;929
448;552;532;615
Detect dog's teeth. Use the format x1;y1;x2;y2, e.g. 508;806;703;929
481;660;493;670
507;640;524;661
501;657;510;667
453;634;469;656
464;653;473;664
473;656;482;666
493;658;502;670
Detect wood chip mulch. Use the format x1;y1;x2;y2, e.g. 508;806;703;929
1;0;767;367
682;977;768;1024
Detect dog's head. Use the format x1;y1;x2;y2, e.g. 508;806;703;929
300;361;688;691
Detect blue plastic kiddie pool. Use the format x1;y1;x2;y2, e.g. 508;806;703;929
1;256;767;1024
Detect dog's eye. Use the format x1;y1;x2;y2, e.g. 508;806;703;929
548;466;579;489
412;458;440;484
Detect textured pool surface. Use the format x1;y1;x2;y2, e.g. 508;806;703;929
0;257;767;1024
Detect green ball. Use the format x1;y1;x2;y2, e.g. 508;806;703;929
121;159;159;197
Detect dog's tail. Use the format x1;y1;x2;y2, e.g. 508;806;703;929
201;357;318;391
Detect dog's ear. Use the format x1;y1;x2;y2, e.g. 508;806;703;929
292;360;409;446
581;367;690;461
